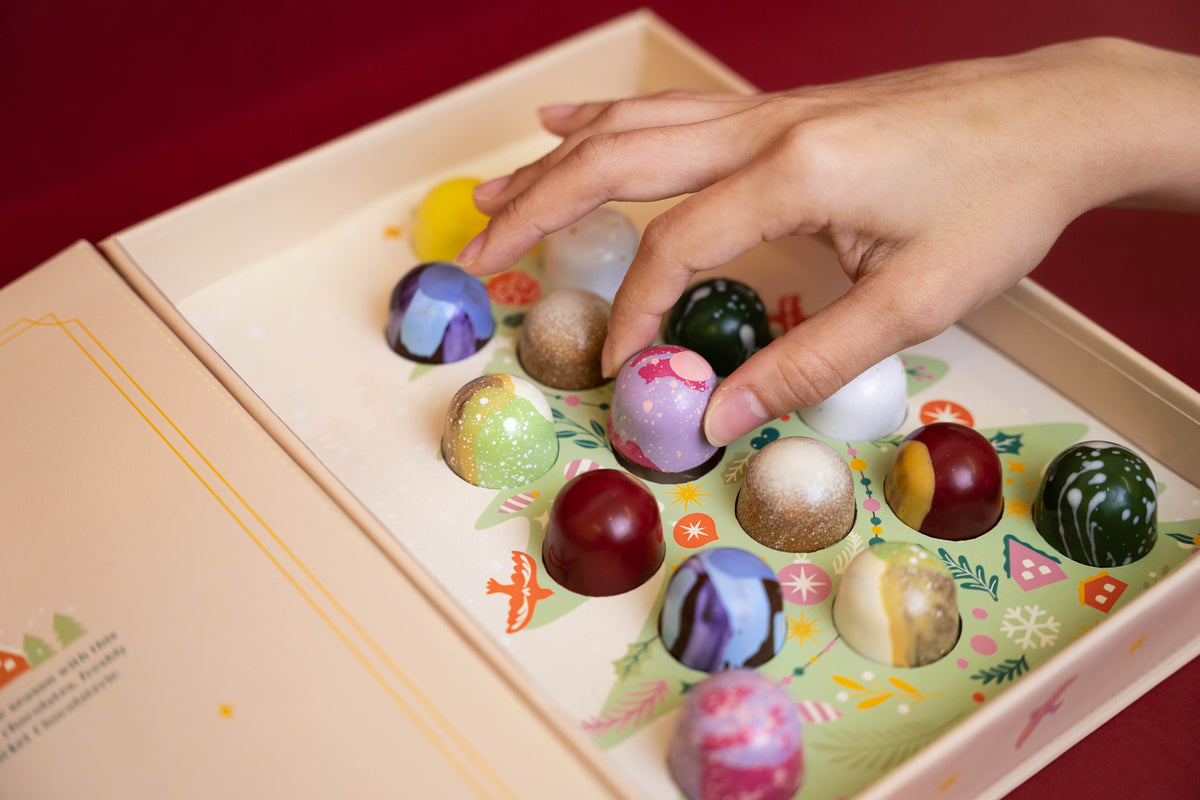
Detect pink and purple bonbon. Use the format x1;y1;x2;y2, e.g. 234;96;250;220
668;669;804;800
607;344;720;481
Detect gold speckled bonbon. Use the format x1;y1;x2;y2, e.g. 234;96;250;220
832;541;959;667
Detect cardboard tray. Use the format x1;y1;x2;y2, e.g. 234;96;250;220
4;10;1198;800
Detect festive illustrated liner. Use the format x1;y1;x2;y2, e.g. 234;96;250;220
98;12;1200;800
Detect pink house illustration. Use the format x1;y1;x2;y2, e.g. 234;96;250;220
1079;572;1129;613
0;647;30;691
1003;535;1068;591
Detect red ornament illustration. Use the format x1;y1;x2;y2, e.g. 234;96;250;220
673;512;719;549
486;270;541;306
919;400;975;427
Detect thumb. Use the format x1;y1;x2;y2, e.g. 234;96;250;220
703;260;949;446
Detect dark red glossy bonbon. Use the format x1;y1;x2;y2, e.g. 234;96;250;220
883;422;1003;541
542;469;665;596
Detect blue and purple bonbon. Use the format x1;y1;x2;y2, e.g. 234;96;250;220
658;547;785;672
385;261;494;364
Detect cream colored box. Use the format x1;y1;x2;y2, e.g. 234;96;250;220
3;10;1199;800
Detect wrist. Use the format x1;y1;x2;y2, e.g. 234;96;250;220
1054;38;1200;214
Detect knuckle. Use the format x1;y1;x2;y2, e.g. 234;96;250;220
593;96;644;129
623;217;699;316
500;191;550;240
516;150;556;181
562;133;623;196
770;345;851;409
571;130;622;167
774;117;857;187
637;215;684;268
894;305;951;349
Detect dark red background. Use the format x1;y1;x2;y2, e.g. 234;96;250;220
2;1;1198;796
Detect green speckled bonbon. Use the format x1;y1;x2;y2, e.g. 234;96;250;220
442;373;558;490
1032;440;1158;567
664;278;771;377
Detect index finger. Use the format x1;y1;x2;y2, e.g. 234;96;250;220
601;142;828;375
458;111;781;276
475;91;768;216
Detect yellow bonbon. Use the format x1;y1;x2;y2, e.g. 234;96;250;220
411;177;489;262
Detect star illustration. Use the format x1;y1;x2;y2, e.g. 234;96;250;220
938;773;961;794
1003;494;1033;524
666;482;709;511
926;404;968;423
1127;634;1148;656
1069;618;1099;641
989;431;1024;454
679;519;709;543
780;564;830;603
786;612;826;649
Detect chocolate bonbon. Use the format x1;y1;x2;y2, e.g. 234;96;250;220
442;374;557;489
411;177;489;262
736;436;856;552
386;261;494;364
884;422;1003;540
542;469;663;596
668;669;804;800
607;344;722;483
1033;440;1158;567
659;547;785;672
798;355;908;442
832;541;959;667
541;206;639;302
518;287;610;390
664;278;771;378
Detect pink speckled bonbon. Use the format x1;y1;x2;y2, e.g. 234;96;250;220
668;669;804;800
607;345;719;479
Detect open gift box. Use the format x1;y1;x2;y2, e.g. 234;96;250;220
3;11;1199;799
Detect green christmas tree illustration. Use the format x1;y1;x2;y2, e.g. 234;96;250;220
53;613;86;647
23;634;55;668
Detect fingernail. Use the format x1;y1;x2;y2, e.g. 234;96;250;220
600;338;617;378
704;389;770;447
473;174;511;203
455;230;486;269
538;103;582;121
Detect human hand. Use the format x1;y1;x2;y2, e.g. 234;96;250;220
457;38;1200;446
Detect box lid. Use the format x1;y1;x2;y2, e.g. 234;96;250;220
0;241;632;799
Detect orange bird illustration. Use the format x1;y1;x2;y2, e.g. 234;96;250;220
486;550;553;633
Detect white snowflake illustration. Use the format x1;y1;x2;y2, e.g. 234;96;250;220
1000;605;1061;649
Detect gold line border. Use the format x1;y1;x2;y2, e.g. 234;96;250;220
3;314;516;800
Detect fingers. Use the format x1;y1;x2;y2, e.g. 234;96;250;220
458;108;788;276
472;91;766;217
536;91;758;137
702;256;954;446
600;137;828;376
535;101;612;136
